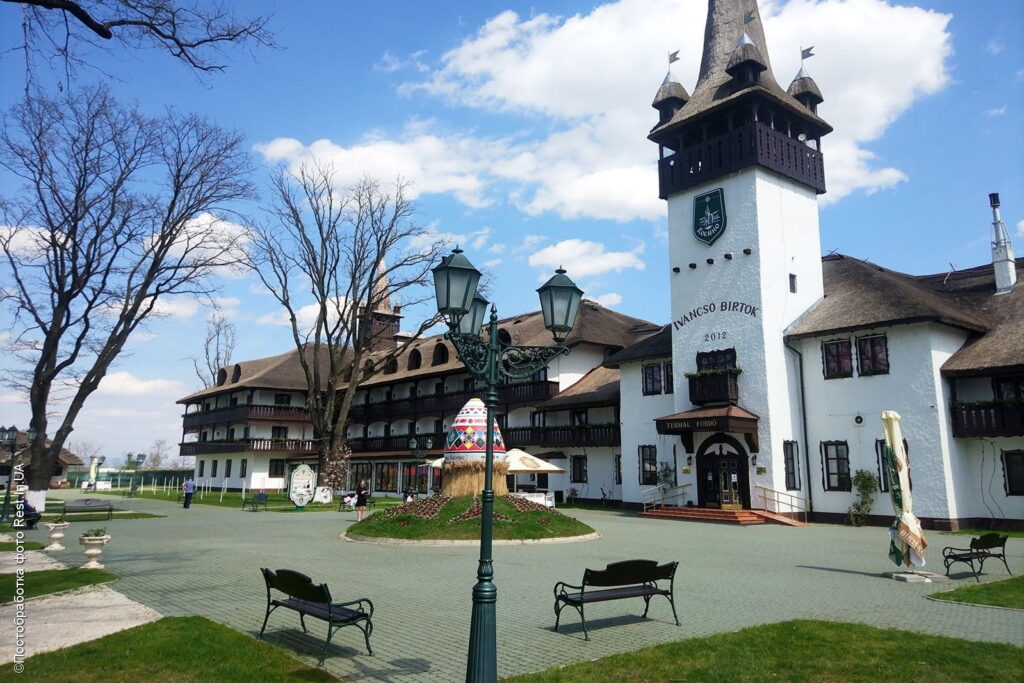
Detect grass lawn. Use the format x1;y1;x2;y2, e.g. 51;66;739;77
0;568;117;603
117;489;406;513
43;512;165;523
0;616;336;682
505;619;1024;682
930;575;1024;609
0;541;44;551
351;495;595;540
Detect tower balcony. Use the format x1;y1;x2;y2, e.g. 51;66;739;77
951;401;1024;438
658;121;825;199
687;369;741;406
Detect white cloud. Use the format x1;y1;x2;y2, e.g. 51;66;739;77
96;371;187;397
409;225;493;254
374;50;430;73
590;293;623;307
483;258;502;269
208;296;241;320
1016;220;1024;237
0;392;26;405
255;0;953;222
151;297;199;319
986;106;1007;117
528;239;645;280
170;212;250;278
986;40;1004;56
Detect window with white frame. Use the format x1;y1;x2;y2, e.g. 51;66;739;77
857;335;889;376
783;441;800;490
642;364;662;395
820;441;850;491
570;455;588;483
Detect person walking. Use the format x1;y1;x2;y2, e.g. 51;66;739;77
182;476;196;509
355;480;369;521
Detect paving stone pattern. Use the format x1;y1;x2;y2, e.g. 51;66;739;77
28;493;1024;681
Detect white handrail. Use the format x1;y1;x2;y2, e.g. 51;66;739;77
755;485;809;523
641;483;691;512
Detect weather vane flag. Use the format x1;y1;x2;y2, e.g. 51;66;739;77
668;50;679;65
801;46;815;61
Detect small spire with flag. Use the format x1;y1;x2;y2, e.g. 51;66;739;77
668;50;679;65
743;11;756;24
801;46;815;61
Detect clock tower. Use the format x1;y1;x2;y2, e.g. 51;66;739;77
650;0;832;509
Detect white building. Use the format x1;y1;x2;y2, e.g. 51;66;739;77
603;0;1023;530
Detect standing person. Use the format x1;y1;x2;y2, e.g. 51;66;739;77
182;476;196;509
355;480;369;521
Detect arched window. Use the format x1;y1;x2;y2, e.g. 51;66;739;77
230;364;241;383
431;343;449;366
408;349;422;371
497;329;512;346
384;357;398;374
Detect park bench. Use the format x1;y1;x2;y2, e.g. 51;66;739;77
942;533;1011;582
121;484;139;498
337;494;375;512
243;492;269;512
62;498;113;520
259;568;374;665
553;559;679;640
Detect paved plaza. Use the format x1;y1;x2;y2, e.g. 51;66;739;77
22;492;1024;680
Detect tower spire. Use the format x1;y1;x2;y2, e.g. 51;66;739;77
989;193;1017;294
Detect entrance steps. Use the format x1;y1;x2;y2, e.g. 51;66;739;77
639;507;807;526
639;506;765;525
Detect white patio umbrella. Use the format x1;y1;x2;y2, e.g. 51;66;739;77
881;411;927;568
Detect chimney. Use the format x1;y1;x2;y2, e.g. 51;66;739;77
989;193;1017;295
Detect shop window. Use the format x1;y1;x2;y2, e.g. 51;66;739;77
822;340;853;379
820;441;850;491
783;441;800;490
642;365;662;395
639;445;657;486
571;455;588;483
857;335;889;376
374;462;398;492
349;462;372;490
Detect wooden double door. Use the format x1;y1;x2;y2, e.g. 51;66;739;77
696;436;750;510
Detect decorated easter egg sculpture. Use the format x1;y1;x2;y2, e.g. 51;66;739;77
441;398;509;497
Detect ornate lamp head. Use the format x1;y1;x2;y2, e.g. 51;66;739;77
536;267;584;343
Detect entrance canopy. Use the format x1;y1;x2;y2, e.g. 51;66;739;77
655;405;760;453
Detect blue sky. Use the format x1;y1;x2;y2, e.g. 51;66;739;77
1;0;1022;460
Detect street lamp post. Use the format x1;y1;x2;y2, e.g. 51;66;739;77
408;437;433;494
1;425;37;524
431;247;583;683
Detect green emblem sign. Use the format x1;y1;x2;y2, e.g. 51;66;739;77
693;188;727;246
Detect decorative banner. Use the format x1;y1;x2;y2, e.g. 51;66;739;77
444;397;507;463
693;188;727;246
289;464;316;507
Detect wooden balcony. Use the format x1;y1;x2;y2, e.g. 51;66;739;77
182;405;310;430
951;402;1024;438
346;432;446;454
179;439;318;456
350;381;560;421
504;425;620;448
658;122;825;199
688;370;740;406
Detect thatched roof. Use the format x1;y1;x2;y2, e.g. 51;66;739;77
603;325;672;367
179;301;659;403
650;0;831;141
787;255;1024;376
0;432;83;466
537;366;620;411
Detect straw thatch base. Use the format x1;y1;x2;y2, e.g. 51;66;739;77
441;460;509;497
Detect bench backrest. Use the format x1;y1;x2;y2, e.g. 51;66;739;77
583;559;677;587
254;493;268;502
971;533;1007;551
261;568;332;603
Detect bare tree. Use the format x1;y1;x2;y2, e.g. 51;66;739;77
145;438;168;469
247;164;441;483
68;439;101;463
4;0;274;84
0;86;253;505
191;313;235;387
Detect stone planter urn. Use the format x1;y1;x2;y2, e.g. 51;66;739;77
44;521;71;551
79;534;111;569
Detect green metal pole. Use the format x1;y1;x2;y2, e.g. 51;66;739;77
466;310;500;682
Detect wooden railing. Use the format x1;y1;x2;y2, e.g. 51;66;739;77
641;484;691;513
687;370;740;406
951;402;1024;438
504;424;620;448
755;485;809;523
659;121;825;198
182;405;310;430
179;439;318;456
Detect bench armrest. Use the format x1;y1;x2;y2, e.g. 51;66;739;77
941;546;972;555
333;597;374;617
553;581;583;599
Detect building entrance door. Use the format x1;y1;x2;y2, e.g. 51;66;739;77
696;437;749;509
